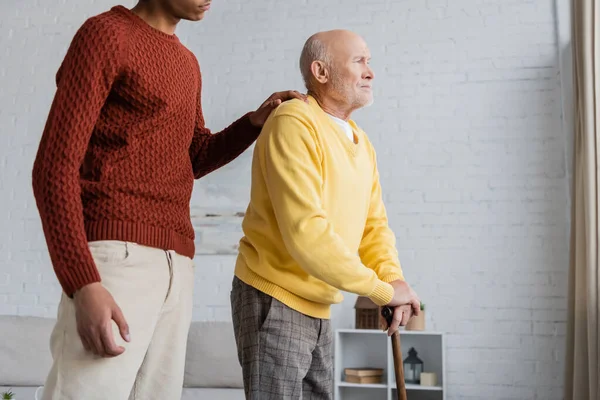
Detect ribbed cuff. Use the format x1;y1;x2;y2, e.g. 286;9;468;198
368;280;394;306
380;273;404;283
59;262;102;298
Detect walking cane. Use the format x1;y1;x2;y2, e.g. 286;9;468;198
381;306;408;400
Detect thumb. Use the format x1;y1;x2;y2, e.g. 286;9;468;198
412;300;420;316
113;306;130;342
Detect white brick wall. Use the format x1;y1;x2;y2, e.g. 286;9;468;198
0;0;571;399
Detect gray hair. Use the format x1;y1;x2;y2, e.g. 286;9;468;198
299;34;330;91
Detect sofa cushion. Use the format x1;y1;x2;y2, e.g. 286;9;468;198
182;388;244;400
0;316;54;385
0;316;244;389
183;321;243;388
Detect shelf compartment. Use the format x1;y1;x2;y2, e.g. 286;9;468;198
335;330;388;385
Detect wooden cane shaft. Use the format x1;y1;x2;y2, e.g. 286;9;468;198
391;331;408;400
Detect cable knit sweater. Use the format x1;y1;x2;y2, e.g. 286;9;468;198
32;5;261;295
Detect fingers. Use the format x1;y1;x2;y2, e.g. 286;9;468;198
258;90;306;112
400;307;412;326
100;324;125;357
89;328;106;357
252;90;308;128
412;298;421;316
78;316;129;358
82;325;111;357
72;284;129;358
77;326;92;352
286;90;308;102
386;306;415;336
259;98;281;113
387;307;403;336
113;306;131;343
267;90;308;104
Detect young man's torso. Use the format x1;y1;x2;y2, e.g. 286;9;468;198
78;6;202;256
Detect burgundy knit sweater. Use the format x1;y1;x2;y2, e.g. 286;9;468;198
32;5;261;296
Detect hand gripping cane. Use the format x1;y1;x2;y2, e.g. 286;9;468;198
381;306;407;400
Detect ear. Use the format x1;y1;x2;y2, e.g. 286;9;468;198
311;60;329;84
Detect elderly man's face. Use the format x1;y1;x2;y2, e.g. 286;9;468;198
328;35;374;108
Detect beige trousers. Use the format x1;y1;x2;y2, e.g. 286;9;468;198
41;240;194;400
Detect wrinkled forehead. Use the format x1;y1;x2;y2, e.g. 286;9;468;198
328;35;371;62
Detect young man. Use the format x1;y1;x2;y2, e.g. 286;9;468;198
230;30;421;399
31;1;305;399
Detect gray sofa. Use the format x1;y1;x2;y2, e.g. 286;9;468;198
0;315;245;399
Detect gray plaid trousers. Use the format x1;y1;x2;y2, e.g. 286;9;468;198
230;277;333;400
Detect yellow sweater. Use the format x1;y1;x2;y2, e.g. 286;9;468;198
235;96;404;319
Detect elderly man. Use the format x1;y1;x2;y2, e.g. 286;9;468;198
230;29;421;399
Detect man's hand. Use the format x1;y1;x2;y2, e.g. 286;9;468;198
249;90;308;127
73;282;130;358
387;279;420;316
380;304;414;336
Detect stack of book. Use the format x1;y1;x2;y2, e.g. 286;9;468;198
343;368;384;384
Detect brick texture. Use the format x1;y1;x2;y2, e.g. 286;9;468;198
0;1;570;399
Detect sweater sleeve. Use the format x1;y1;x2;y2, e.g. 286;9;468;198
358;144;405;283
258;114;394;306
189;59;262;179
31;17;125;296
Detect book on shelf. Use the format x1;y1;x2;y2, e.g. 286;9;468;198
344;374;383;384
344;367;384;384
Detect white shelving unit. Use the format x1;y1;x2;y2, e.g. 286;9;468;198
334;329;446;400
